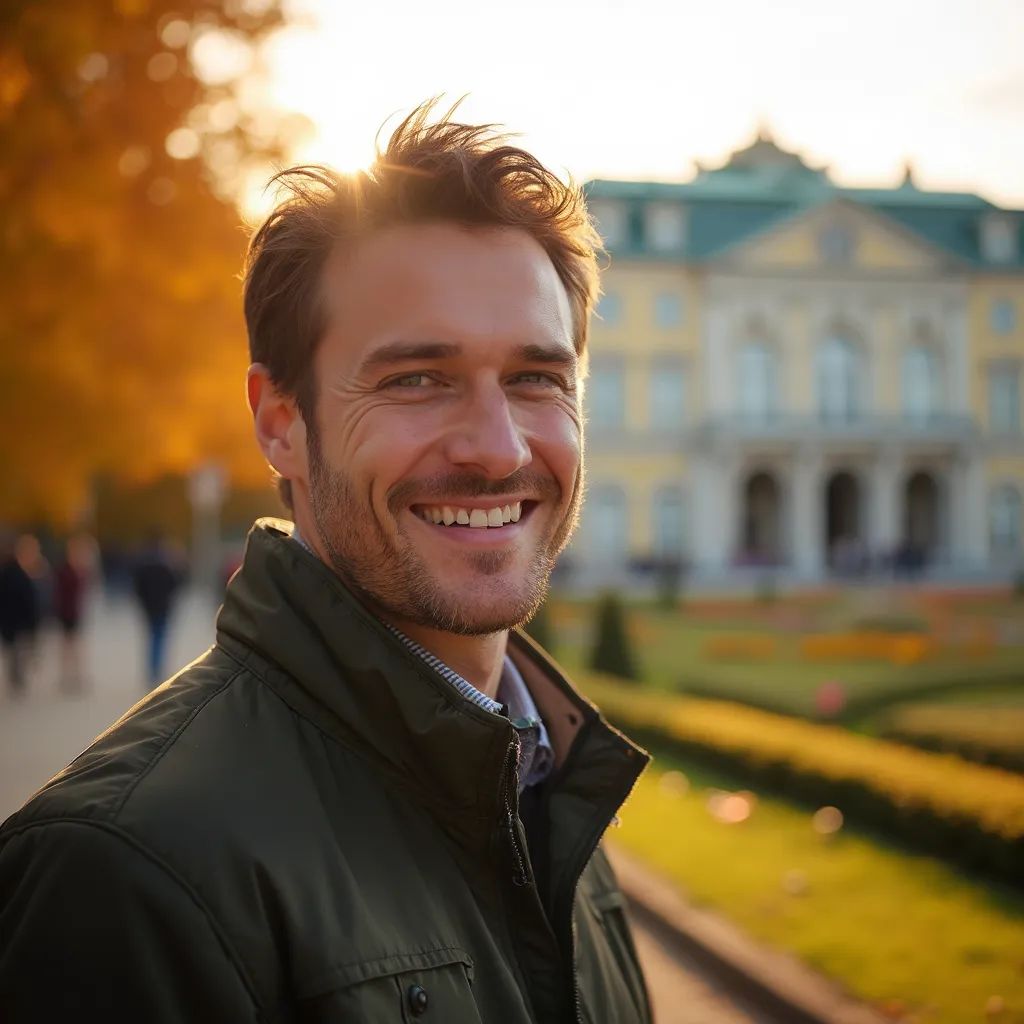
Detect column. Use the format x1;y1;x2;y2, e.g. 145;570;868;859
869;447;902;561
951;452;987;570
692;449;737;575
791;447;824;579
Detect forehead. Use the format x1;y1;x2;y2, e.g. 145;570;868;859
318;222;575;363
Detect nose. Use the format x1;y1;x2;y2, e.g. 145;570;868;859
442;385;532;479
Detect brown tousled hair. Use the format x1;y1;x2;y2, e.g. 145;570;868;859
243;100;601;509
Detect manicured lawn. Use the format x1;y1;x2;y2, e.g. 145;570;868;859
546;593;1024;719
615;757;1024;1023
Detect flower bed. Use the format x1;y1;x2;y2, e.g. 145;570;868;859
583;674;1024;884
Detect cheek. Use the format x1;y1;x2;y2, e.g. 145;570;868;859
335;406;443;499
528;408;582;487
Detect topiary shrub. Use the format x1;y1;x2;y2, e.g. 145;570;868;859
588;590;639;682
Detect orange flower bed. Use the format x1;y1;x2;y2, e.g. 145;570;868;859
703;634;779;661
799;632;936;664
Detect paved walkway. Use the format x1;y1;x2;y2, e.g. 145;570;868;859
0;588;768;1024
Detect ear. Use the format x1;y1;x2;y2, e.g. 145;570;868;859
247;364;308;485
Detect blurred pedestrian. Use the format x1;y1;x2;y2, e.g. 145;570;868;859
132;532;183;687
14;533;50;672
0;533;40;696
53;534;96;693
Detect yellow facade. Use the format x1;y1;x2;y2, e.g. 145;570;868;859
581;140;1024;581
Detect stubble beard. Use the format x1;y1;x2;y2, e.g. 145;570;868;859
307;428;583;636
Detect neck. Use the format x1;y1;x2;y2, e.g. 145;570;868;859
291;510;509;699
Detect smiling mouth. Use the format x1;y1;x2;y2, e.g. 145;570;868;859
410;500;537;529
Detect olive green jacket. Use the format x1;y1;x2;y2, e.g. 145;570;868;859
0;521;651;1023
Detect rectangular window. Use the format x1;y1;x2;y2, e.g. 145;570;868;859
981;215;1018;264
589;200;627;249
644;203;686;252
654;292;684;329
991;299;1017;335
587;362;625;429
649;360;686;429
989;366;1021;434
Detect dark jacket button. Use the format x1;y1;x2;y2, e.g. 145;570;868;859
407;983;429;1016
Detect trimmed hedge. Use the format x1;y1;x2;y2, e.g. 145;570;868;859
583;675;1024;885
879;704;1024;776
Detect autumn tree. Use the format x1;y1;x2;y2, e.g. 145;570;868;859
0;0;308;524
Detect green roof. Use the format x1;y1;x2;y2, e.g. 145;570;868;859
584;132;1023;268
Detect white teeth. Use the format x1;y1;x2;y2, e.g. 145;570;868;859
419;502;526;527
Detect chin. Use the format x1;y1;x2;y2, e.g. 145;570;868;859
418;580;543;637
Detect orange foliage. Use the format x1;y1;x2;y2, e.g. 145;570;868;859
0;2;309;524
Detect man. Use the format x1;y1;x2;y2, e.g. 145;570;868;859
132;530;184;686
0;104;651;1022
0;532;39;695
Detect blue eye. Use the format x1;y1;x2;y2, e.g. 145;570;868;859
387;374;434;388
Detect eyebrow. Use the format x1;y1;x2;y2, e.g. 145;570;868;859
358;339;577;375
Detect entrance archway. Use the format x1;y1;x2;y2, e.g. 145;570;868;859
741;471;782;565
825;471;863;570
904;471;941;562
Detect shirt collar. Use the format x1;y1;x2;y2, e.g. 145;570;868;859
290;526;553;788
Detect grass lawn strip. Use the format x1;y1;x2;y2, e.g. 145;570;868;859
616;761;1024;1023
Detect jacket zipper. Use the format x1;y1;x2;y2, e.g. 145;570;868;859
500;735;530;887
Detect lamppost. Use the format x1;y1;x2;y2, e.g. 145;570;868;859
187;462;226;597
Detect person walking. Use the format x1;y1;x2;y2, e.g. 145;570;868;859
52;535;96;693
132;533;182;686
0;533;39;696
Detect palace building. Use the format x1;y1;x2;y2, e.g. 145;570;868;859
571;130;1024;586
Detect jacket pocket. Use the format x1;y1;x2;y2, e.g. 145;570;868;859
580;889;652;1024
297;946;483;1023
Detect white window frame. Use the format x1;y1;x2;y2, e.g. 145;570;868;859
817;335;864;423
587;359;626;430
654;292;684;329
902;344;943;422
644;202;686;253
589;199;628;249
652;485;687;558
737;341;779;422
990;484;1022;554
988;364;1021;434
991;298;1017;335
649;358;686;430
981;214;1018;264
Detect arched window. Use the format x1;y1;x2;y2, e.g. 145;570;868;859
817;335;863;423
737;341;778;421
990;484;1022;554
652;486;686;558
902;344;942;422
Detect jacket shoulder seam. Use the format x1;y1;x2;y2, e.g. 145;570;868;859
110;666;245;821
0;816;271;1020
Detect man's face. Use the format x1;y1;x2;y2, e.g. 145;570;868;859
303;222;584;636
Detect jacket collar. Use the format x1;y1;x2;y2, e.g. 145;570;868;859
216;520;648;838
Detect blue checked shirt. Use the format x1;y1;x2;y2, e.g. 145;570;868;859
290;529;554;790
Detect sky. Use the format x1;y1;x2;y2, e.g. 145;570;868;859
257;0;1024;208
